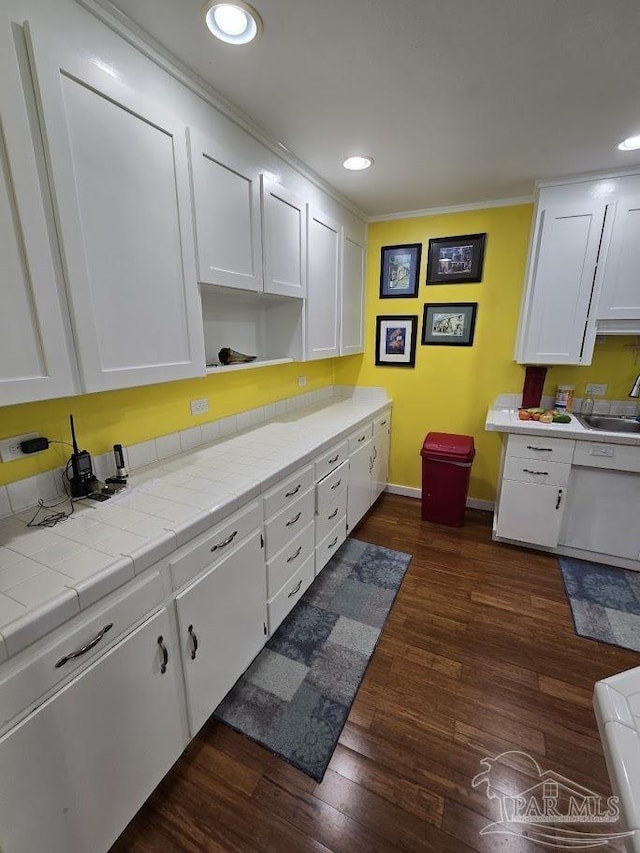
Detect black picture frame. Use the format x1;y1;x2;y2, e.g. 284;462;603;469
426;233;486;284
421;303;478;346
375;315;418;367
379;243;422;298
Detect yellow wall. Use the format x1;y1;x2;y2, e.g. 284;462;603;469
0;361;334;487
334;205;640;502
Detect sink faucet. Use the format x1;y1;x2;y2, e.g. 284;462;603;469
631;375;640;398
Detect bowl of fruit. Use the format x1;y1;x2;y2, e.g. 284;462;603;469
518;407;572;424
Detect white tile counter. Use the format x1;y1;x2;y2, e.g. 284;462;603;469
0;392;391;661
486;407;640;447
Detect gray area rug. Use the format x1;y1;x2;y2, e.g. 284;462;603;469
214;538;412;781
559;557;640;653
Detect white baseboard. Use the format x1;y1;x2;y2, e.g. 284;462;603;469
385;483;494;512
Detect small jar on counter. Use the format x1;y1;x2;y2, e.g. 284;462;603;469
554;384;575;412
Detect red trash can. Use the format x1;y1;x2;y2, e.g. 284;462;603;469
420;432;475;527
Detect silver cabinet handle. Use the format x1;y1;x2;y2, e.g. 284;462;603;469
287;545;302;563
328;508;338;520
331;479;342;490
211;530;237;552
158;635;168;674
288;579;303;598
556;489;564;510
380;419;387;426
357;435;366;443
328;454;339;464
368;457;374;474
526;445;552;452
523;469;549;475
188;624;198;660
285;484;301;498
286;511;302;527
55;623;113;668
328;536;339;549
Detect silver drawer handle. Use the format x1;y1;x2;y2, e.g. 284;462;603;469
331;479;342;490
285;484;301;497
286;511;302;527
288;579;303;598
287;545;303;563
328;536;339;549
380;419;387;426
55;623;113;668
211;530;237;552
328;454;339;464
526;445;552;452
328;508;338;520
158;636;169;674
357;435;366;443
523;469;549;475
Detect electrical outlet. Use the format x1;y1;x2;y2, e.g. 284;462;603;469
0;433;39;463
190;398;209;416
297;375;307;387
585;383;608;397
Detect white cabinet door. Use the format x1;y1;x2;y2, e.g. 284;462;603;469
347;439;373;531
175;531;267;736
516;202;606;364
0;608;186;853
188;128;263;292
496;480;567;547
261;176;307;298
597;198;640;323
0;20;76;406
341;232;366;355
371;426;390;504
306;206;341;360
25;23;206;392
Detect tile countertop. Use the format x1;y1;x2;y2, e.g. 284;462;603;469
0;395;391;662
485;407;640;447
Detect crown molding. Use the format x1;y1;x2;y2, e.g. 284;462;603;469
367;195;534;223
75;0;368;221
536;165;640;189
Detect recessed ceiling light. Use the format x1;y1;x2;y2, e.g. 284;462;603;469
343;155;374;171
203;1;263;44
618;135;640;151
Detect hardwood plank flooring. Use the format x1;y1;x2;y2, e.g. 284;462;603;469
111;494;638;853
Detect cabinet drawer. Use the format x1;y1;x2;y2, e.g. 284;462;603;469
314;440;348;482
374;412;391;434
263;464;314;518
316;459;349;511
169;500;263;590
267;521;315;599
573;441;640;473
264;487;315;559
507;433;575;464
0;570;164;730
503;456;571;487
348;424;373;452
268;552;315;635
316;519;347;575
316;491;348;544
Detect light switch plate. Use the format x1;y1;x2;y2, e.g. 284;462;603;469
585;383;607;397
190;398;209;416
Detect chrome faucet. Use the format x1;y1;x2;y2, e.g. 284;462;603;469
630;374;640;398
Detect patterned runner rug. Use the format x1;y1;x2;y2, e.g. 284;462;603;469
214;538;412;781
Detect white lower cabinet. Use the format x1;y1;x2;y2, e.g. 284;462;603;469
347;415;391;531
495;480;567;547
347;438;374;531
0;607;185;853
175;531;267;736
371;422;391;504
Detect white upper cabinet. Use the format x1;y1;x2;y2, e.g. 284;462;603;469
341;231;366;356
596;197;640;325
261;177;307;298
0;19;76;406
24;22;205;393
515;198;607;365
305;206;341;360
187;128;263;293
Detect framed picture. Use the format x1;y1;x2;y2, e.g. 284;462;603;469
379;243;422;298
375;315;418;367
421;303;478;346
426;233;486;284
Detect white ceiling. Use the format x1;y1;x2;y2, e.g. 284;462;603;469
106;0;640;218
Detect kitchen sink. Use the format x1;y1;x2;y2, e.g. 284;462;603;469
576;414;640;434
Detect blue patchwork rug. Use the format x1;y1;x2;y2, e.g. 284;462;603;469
559;557;640;653
214;538;412;781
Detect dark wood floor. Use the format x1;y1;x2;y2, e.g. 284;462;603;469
111;494;639;853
